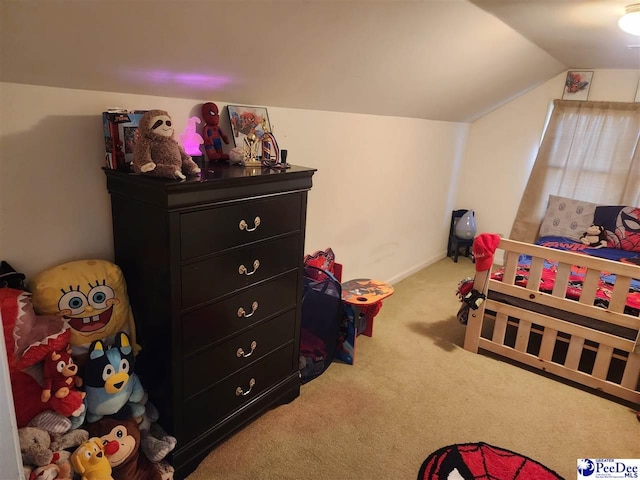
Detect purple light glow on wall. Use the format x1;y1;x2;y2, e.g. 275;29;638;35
124;69;232;89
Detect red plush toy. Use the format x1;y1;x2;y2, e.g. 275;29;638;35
0;288;67;373
201;102;229;161
1;288;85;427
41;344;83;402
29;452;73;480
40;344;86;420
12;371;85;428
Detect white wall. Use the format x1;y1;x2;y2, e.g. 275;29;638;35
456;69;640;238
0;82;469;284
3;69;635;473
0;82;464;472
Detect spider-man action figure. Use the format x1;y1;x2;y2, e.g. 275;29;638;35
201;102;229;161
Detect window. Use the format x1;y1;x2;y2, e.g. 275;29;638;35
510;100;640;243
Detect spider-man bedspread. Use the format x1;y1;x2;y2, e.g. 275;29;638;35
490;236;640;316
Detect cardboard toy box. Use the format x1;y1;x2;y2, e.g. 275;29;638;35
102;110;147;171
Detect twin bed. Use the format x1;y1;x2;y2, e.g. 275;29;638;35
460;197;640;404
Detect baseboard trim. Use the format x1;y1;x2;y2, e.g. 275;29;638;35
385;251;448;285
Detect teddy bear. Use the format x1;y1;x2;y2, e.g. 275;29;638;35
19;426;55;468
21;428;83;478
50;428;90;453
132;109;201;180
580;224;608;248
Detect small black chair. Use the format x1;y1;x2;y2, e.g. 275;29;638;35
447;209;475;263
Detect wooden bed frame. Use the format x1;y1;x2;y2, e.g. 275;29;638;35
464;238;640;405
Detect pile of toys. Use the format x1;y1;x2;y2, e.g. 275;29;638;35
1;260;176;480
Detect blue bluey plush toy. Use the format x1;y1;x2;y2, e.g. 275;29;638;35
84;331;145;423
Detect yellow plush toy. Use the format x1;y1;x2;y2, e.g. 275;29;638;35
71;437;114;480
30;260;140;359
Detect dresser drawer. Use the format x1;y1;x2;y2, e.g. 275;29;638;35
183;310;296;398
181;235;301;308
180;194;303;260
182;272;298;355
182;343;295;444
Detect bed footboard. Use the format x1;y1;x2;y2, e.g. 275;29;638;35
464;238;640;404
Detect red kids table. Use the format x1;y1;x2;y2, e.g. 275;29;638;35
337;279;394;364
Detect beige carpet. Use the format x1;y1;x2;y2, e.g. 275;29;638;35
187;257;639;480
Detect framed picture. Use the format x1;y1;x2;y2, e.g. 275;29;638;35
226;105;271;148
562;71;593;101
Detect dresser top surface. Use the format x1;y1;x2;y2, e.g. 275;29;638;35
105;163;315;186
104;164;316;208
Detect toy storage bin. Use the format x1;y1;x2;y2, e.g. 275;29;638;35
299;265;342;383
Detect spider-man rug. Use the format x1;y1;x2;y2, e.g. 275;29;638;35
418;443;563;480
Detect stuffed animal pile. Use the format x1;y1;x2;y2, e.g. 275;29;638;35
2;260;176;480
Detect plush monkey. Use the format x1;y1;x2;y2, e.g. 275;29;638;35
87;417;162;480
133;110;201;180
580;224;608;248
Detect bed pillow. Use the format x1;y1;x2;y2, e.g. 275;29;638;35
538;195;597;241
593;205;640;253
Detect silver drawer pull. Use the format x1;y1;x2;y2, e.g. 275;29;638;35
235;378;256;397
237;301;259;318
239;216;261;232
236;340;258;358
238;259;260;276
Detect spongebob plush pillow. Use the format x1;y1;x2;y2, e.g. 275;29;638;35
30;259;140;358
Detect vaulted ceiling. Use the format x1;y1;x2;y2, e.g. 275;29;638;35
1;0;638;122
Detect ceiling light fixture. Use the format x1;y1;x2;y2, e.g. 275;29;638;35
619;3;640;35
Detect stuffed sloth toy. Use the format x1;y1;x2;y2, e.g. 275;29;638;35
133;109;201;180
580;224;608;248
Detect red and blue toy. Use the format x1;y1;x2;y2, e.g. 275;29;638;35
201;102;229;161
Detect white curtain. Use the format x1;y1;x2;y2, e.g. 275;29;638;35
510;100;640;243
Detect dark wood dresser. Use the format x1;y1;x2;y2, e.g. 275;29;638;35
104;164;315;479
